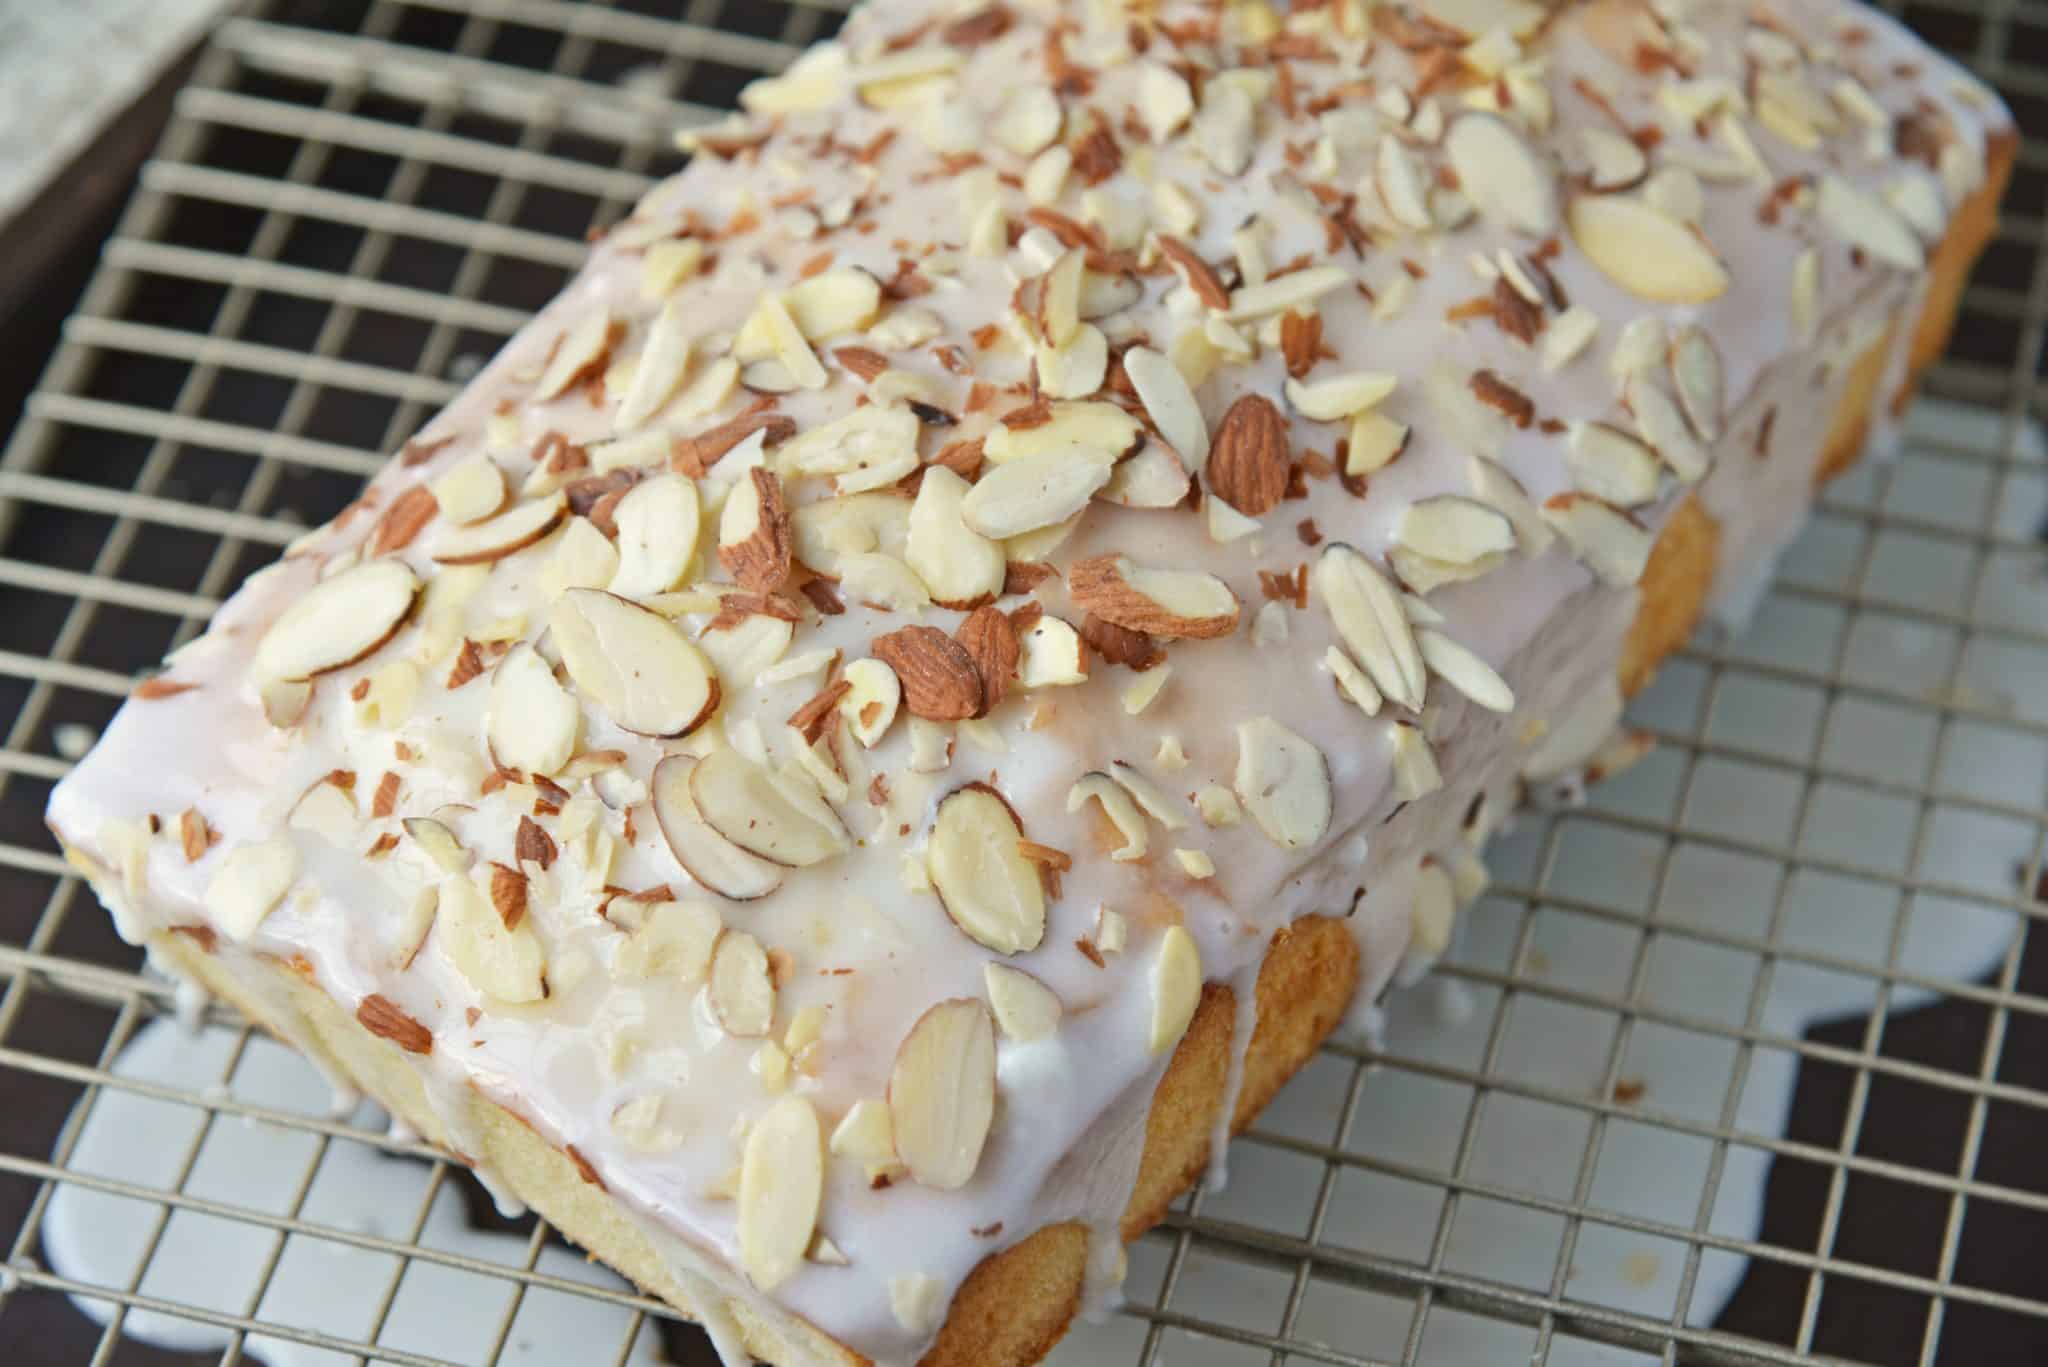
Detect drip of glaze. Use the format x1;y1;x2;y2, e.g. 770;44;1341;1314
173;975;208;1034
1204;962;1264;1193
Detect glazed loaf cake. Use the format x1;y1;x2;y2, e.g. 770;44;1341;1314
48;0;2011;1362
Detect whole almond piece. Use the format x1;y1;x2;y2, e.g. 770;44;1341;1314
888;997;997;1189
1207;393;1290;516
873;626;983;721
955;607;1020;717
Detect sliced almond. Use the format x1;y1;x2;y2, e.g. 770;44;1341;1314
1285;371;1397;423
1394;496;1516;567
830;1098;896;1169
1541;493;1653;586
1033;322;1108;399
993;83;1064;157
403;816;468;874
709;929;776;1036
1816;174;1924;271
1566;422;1661;506
838;551;934;615
1376;135;1435;231
1346;411;1410;476
1136;62;1194;142
984;963;1062;1042
961;443;1116;540
887;998;997;1189
1578;126;1648;192
430;491;569;565
535;517;615;603
1068;555;1239;639
700;611;795;686
1388;721;1442;801
608;473;701;600
642;237;704;298
487;643;579;777
790;491;911;578
534;311;616;401
719;471;793;596
783;404;922;494
784;268;882;342
1625;372;1709;483
752;293;828;390
983;401;1140;465
1038;247;1086;348
1445;114;1556;235
1417;629;1515;712
1233;716;1332;849
690;747;850;867
906;466;1006;608
1567;195;1730;304
1018;614;1088;688
439;871;546;1002
431;458;508;525
1668;328;1723;442
290;779;358;846
839;658;902;746
1148;925;1202;1054
928;784;1046;954
1464;454;1554;555
737;1094;822;1291
615;300;694;432
612;897;722;981
651;755;783;901
1099;439;1191;509
1313;544;1426;710
1067;772;1149;862
1122;346;1209;473
204;839;298;941
550;590;719;738
255;559;418;684
259;677;312;728
1223;265;1349;322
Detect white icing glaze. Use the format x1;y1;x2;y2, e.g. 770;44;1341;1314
46;0;2008;1361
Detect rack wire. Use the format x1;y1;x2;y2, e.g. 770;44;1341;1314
0;1;2042;1364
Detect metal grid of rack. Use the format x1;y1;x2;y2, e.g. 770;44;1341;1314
0;1;2042;1363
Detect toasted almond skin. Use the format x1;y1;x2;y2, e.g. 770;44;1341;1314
357;993;433;1054
1079;613;1163;671
720;468;795;593
1207;393;1291;516
1066;555;1240;640
1155;235;1230;309
370;484;438;556
670;413;796;477
955;606;1020;716
872;625;983;721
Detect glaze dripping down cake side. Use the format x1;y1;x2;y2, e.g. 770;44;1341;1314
47;0;2012;1362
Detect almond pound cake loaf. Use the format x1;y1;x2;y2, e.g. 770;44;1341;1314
48;0;2011;1361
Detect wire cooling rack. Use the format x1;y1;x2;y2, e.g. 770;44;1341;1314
0;1;2044;1364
